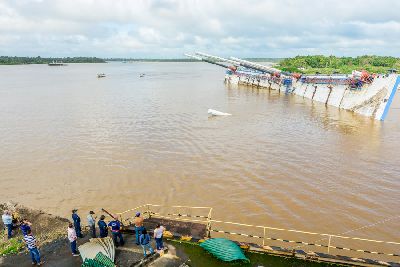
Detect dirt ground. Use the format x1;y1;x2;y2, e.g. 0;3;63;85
0;202;70;243
0;203;158;266
0;234;149;267
0;202;87;266
0;203;189;267
1;235;90;267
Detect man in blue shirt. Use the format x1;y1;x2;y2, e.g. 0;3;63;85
108;217;124;247
20;218;32;236
139;228;154;257
98;215;108;238
71;209;83;238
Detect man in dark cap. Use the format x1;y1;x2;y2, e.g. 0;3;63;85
98;215;108;238
87;211;96;238
71;209;83;238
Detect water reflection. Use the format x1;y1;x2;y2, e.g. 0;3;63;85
228;82;382;142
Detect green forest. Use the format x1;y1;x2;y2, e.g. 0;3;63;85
1;55;399;75
277;55;399;74
0;56;105;65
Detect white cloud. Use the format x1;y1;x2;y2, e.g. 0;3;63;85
0;0;400;57
138;27;162;43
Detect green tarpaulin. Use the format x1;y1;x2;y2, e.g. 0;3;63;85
200;238;250;263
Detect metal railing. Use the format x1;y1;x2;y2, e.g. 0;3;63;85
116;204;212;228
117;204;400;262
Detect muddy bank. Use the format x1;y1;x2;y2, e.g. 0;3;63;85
1;202;69;244
0;203;158;267
0;202;88;266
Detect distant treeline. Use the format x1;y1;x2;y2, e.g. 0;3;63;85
0;56;105;65
278;55;399;74
2;55;399;74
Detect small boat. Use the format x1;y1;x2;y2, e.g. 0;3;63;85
208;109;231;116
97;73;106;78
48;61;65;66
140;73;145;77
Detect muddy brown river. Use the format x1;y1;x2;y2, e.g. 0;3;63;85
0;62;399;250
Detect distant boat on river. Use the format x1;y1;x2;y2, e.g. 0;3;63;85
48;61;66;66
97;73;106;78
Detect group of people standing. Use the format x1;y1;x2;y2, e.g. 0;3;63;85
2;208;166;265
70;210;165;257
2;210;44;265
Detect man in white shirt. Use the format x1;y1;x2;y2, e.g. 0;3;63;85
2;210;13;239
153;224;165;250
87;211;96;238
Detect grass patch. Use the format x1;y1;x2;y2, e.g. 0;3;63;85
0;232;25;256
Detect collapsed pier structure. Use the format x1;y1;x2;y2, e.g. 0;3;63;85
185;52;400;120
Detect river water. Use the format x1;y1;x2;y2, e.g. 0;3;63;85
0;62;399;246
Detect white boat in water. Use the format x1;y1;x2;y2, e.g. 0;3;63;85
97;73;106;78
208;109;231;116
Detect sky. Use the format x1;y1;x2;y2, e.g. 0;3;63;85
1;0;400;58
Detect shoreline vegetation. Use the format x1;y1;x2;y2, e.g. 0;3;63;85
277;55;400;74
0;55;398;74
0;56;105;65
0;202;68;256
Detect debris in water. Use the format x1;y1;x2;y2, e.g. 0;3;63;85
208;109;231;116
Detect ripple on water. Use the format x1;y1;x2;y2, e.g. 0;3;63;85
0;63;399;245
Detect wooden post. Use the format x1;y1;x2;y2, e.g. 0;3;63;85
147;204;151;219
327;235;332;253
206;208;213;238
263;227;266;247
